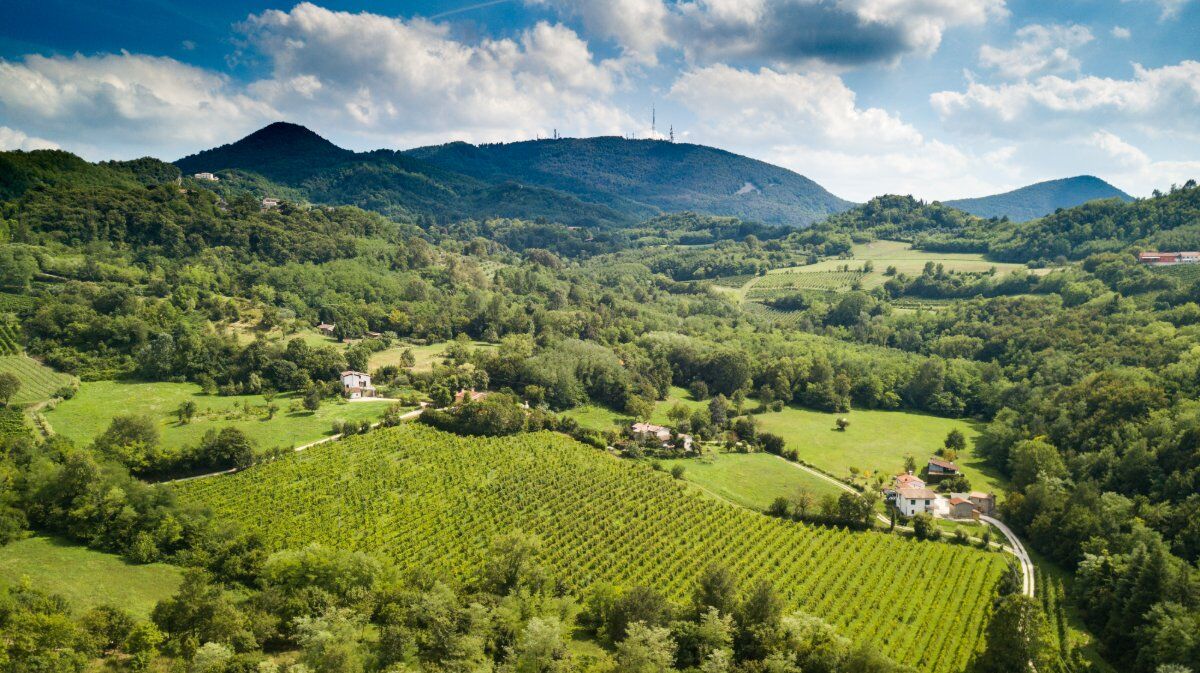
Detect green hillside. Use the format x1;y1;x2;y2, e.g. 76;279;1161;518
945;176;1133;222
177;423;1008;673
409;136;853;226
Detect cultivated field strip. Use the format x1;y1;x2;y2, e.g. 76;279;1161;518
0;355;74;405
177;424;1006;673
747;269;865;296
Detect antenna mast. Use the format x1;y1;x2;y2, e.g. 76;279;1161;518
652;105;656;138
669;125;674;143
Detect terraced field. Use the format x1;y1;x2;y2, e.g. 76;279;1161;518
0;317;20;355
0;355;75;406
177;423;1008;673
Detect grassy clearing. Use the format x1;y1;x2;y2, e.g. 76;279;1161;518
45;380;395;453
755;405;1007;496
0;355;76;406
740;240;1039;293
561;386;706;433
370;340;496;372
0;536;182;618
654;452;846;510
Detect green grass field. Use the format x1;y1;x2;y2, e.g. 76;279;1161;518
755;405;1007;495
0;355;76;406
369;340;496;372
736;241;1041;296
562;386;708;433
177;424;1007;673
0;536;182;618
654;452;846;510
45;381;396;453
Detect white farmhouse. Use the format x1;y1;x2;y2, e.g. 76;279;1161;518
340;370;376;399
895;487;939;517
193;172;219;181
262;197;280;209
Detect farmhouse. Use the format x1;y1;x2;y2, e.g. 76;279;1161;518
927;457;960;479
631;422;694;452
969;491;996;516
896;487;939;517
316;323;336;336
262;197;280;209
193;172;219;181
947;497;977;520
1139;251;1200;266
340;370;376;399
455;389;490;404
892;472;926;491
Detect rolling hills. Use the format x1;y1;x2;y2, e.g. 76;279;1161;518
176;423;1008;673
944;175;1132;221
175;122;852;227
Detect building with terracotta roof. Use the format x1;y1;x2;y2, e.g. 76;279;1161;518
927;457;961;479
896;487;939;517
340;370;376;399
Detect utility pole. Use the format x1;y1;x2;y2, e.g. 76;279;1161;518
669;125;674;143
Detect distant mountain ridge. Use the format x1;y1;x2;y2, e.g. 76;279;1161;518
175;122;852;227
406;137;853;226
944;176;1132;221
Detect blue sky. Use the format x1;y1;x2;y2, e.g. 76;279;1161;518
0;0;1197;200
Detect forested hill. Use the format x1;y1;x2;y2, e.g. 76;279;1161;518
944;175;1132;221
408;137;853;226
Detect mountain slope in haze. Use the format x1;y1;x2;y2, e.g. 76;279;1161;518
945;176;1133;221
408;137;853;226
175;122;633;227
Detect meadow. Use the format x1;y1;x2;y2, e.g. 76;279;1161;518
0;355;76;406
755;405;1007;495
0;536;182;618
562;386;707;432
177;423;1008;673
45;380;395;452
369;340;496;372
654;452;846;510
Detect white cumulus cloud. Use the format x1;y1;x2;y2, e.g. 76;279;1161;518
978;24;1094;79
0;126;59;151
240;3;635;148
931;60;1200;136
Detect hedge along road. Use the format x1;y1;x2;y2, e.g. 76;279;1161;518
775;455;1034;597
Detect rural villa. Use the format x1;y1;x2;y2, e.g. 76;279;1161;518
193;172;219;181
631;422;694;451
340;370;376;399
887;469;995;519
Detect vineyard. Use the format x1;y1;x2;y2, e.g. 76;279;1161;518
0;316;20;355
177;424;1008;673
747;269;866;298
0;355;75;406
1152;263;1200;283
741;301;808;328
0;408;29;440
0;292;34;313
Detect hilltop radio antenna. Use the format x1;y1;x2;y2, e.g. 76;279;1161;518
652;105;656;138
669;125;674;143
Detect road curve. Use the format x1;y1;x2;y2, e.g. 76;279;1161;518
980;515;1035;597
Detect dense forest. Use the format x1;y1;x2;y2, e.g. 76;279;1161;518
1;143;1199;673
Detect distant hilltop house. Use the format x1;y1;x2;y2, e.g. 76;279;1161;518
193;172;219;181
631;422;694;452
316;323;336;336
1139;251;1200;265
454;389;490;405
927;457;961;480
340;370;376;399
261;197;280;209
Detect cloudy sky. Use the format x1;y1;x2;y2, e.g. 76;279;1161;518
0;0;1197;201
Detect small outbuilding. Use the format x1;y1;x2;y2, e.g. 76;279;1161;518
927;457;961;479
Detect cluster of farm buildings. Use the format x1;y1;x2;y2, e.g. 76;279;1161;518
886;459;995;520
1138;251;1200;265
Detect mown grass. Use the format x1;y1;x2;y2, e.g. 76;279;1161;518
653;452;846;510
755;405;1007;495
369;340;496;372
0;355;76;405
0;536;182;618
45;380;395;453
